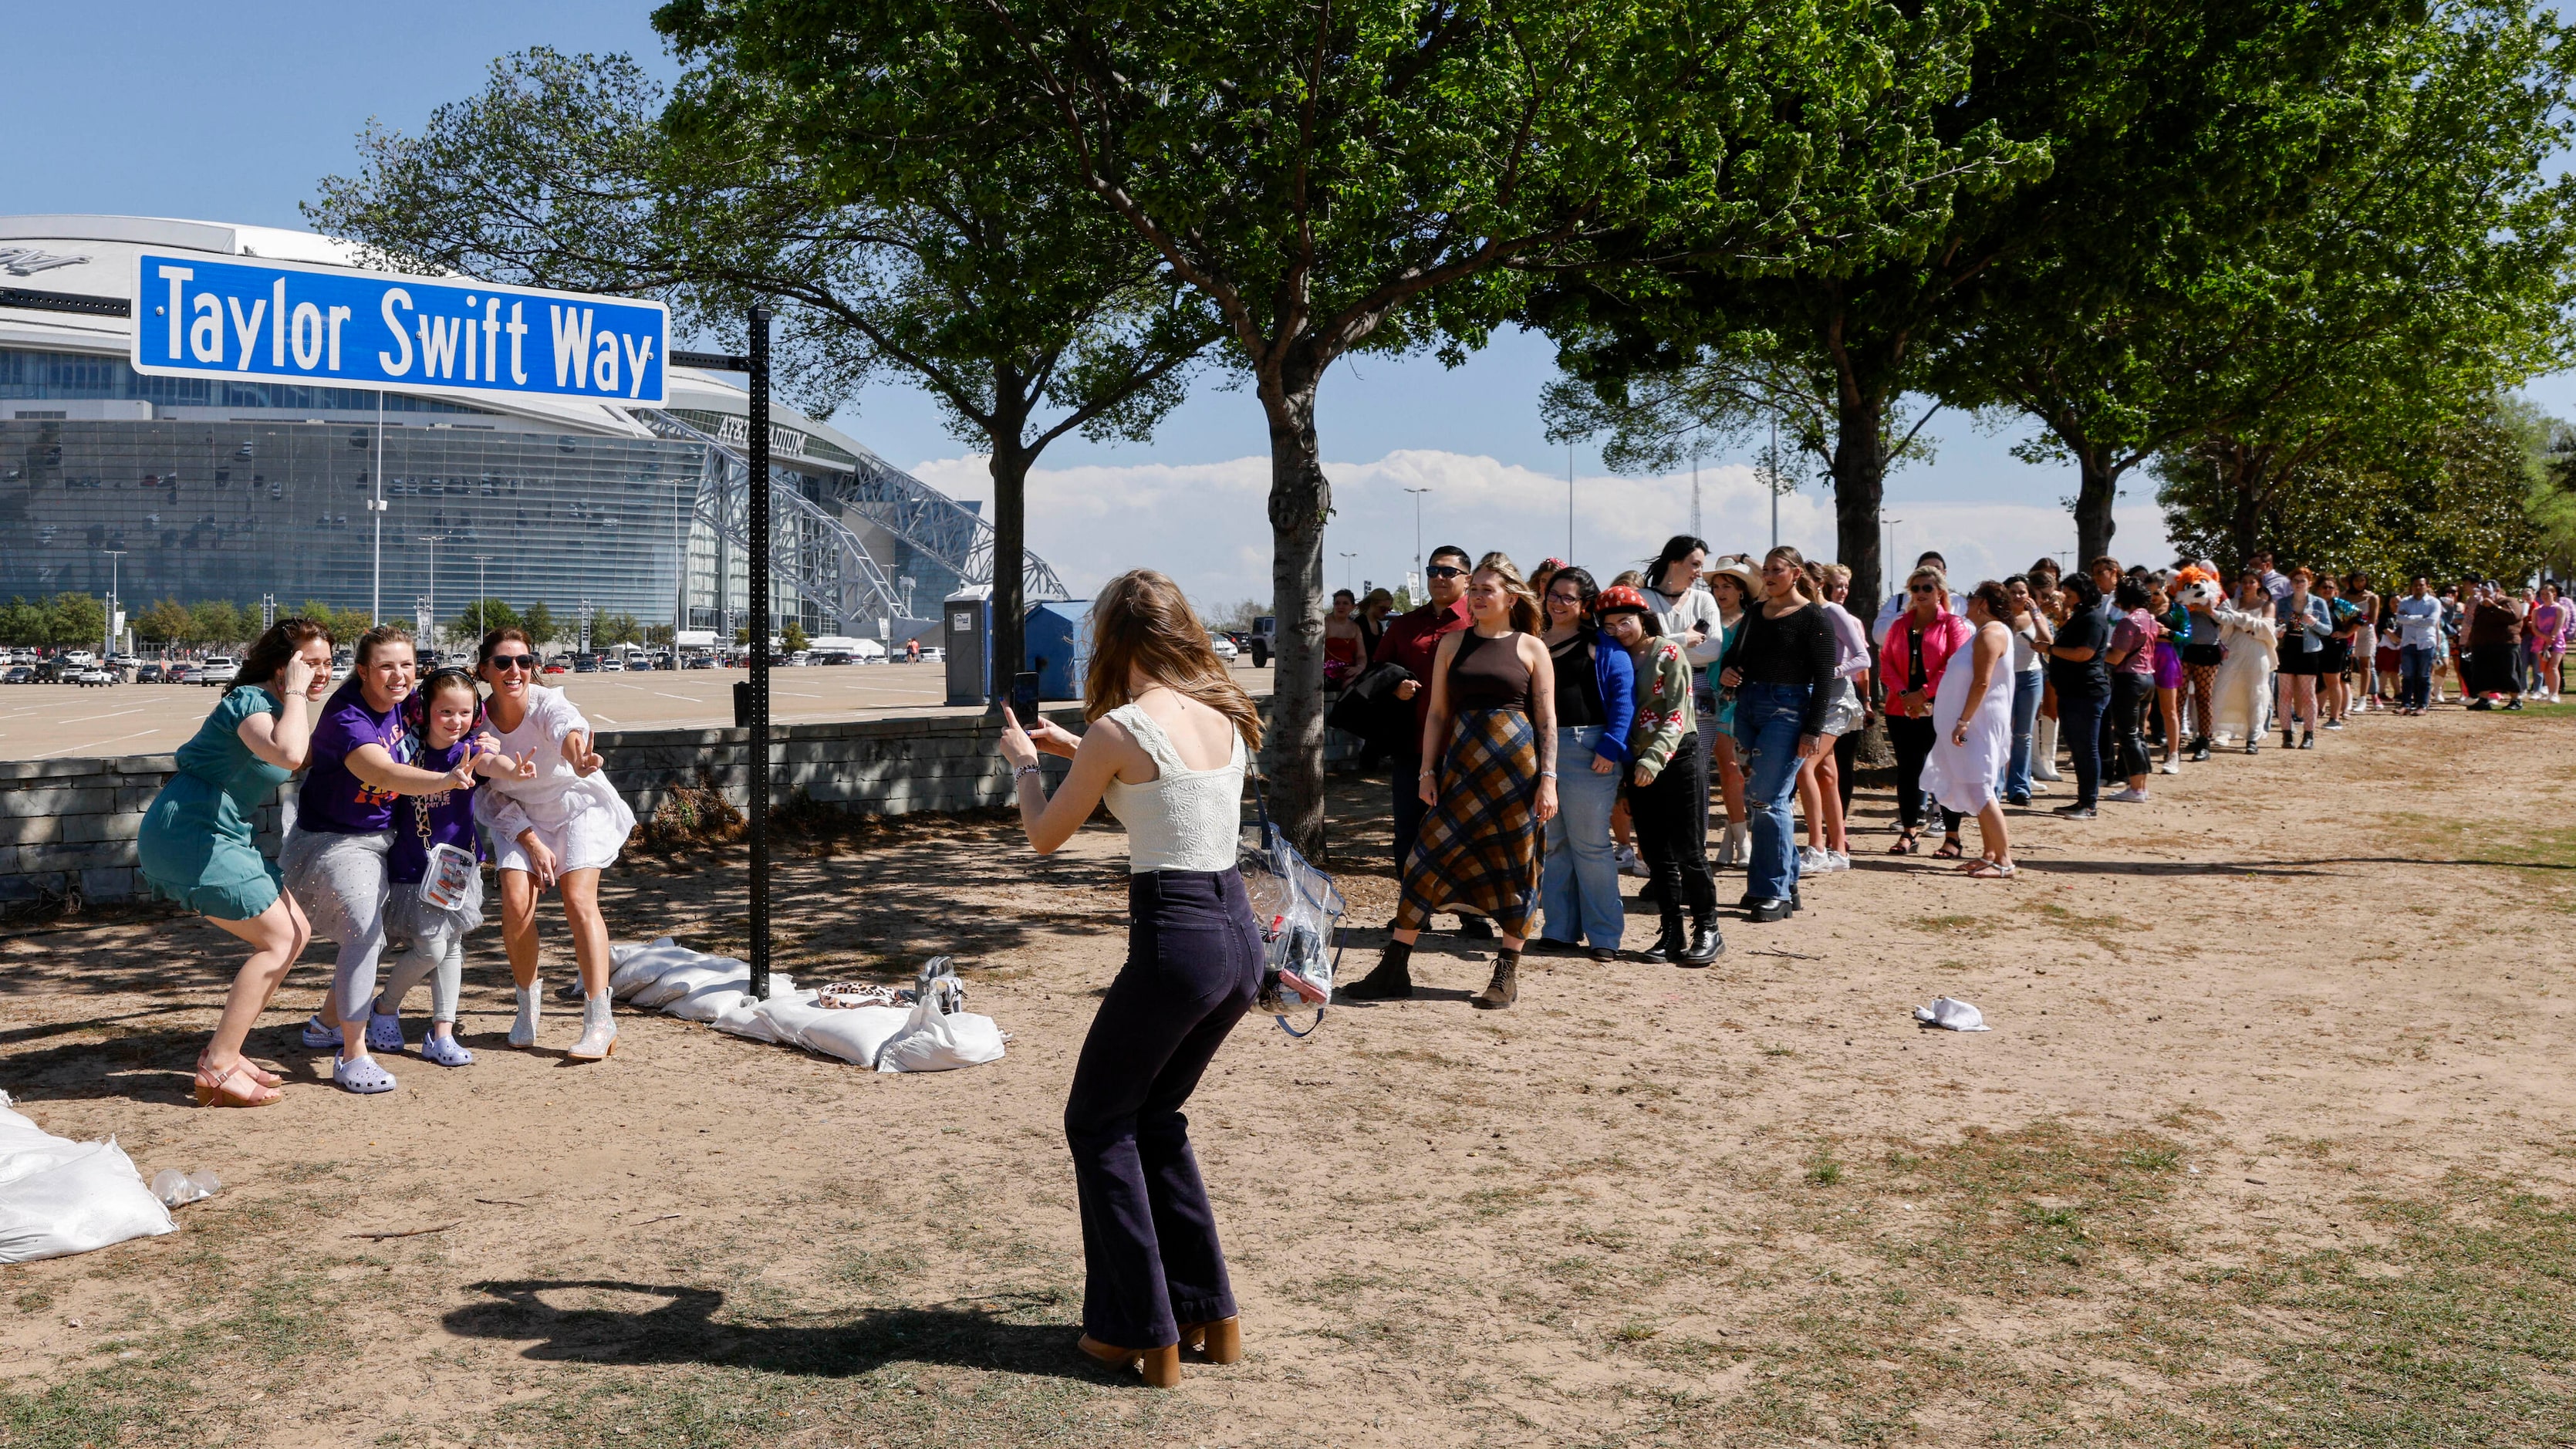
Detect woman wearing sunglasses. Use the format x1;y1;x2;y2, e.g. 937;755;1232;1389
474;626;636;1059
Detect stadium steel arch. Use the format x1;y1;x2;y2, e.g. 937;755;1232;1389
634;409;1067;637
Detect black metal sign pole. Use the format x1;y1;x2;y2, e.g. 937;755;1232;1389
746;306;772;1001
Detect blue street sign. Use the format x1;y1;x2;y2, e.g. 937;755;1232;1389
128;252;668;407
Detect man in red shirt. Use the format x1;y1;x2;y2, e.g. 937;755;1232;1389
1370;545;1475;893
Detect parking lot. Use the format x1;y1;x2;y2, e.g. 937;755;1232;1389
0;660;1276;762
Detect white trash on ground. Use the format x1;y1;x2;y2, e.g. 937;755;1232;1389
611;943;1004;1072
1913;997;1992;1032
0;1091;177;1264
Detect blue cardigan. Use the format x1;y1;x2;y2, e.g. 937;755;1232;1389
1569;632;1636;765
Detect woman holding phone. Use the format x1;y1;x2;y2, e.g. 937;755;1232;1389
991;569;1263;1388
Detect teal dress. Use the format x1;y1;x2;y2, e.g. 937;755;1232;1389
137;686;294;920
1706;616;1745;734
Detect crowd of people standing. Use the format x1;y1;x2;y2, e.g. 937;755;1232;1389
1330;535;2565;1008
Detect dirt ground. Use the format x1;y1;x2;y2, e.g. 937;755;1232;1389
5;702;2575;1447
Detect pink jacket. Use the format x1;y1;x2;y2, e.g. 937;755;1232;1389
1877;610;1974;714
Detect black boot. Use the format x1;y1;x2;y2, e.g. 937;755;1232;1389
1639;905;1687;964
1471;951;1519;1010
1342;939;1414;1000
1680;914;1725;967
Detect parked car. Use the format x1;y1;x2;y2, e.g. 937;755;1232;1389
683;654;714;670
199;655;238;684
1208;633;1238;661
542;660;570;676
600;657;625;672
572;656;599;674
73;666;116;687
164;664;201;685
2;666;32;685
134;664;164;684
62;650;99;668
917;645;945;664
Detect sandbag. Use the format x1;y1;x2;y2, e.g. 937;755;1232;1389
629;961;742;1009
608;940;722;1001
0;1094;175;1264
795;1005;913;1067
664;972;786;1024
875;991;1006;1073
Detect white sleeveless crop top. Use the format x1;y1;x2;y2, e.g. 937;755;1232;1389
1100;702;1247;873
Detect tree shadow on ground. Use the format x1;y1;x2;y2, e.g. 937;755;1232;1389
443;1279;1122;1384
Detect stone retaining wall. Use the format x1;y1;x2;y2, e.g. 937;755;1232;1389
0;698;1348;910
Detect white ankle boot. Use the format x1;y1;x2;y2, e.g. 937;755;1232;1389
1724;820;1749;867
510;983;542;1048
2031;718;2064;781
567;991;617;1061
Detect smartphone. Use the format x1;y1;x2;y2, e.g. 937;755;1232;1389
1010;670;1040;726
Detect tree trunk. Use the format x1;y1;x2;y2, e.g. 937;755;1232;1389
2073;451;2122;568
1831;389;1889;629
1259;346;1332;855
2224;445;2267;574
987;431;1031;712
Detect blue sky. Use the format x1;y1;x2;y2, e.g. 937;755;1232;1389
11;1;2570;599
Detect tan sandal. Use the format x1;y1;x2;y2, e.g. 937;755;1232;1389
199;1051;282;1089
1079;1333;1181;1387
193;1059;282;1108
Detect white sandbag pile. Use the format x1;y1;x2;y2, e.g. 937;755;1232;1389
605;940;1004;1072
0;1091;176;1264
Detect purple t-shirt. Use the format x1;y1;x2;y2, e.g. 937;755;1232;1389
2111;609;2159;676
296;685;410;834
389;734;481;884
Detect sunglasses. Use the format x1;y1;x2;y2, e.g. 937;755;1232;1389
1909;583;1940;594
487;654;536;673
1425;565;1467;579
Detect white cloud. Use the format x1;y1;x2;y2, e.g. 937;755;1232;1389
910;449;2176;610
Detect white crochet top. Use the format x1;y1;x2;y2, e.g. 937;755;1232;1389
1100;702;1247;873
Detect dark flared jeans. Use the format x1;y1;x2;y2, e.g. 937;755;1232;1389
1064;869;1264;1349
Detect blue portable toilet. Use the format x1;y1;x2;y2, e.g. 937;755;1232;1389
1023;600;1089;701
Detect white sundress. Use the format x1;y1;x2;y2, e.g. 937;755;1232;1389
1919;624;2014;816
474;685;637;875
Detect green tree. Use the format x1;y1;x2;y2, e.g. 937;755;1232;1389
191;600;245;648
46;593;106;650
644;623;675;648
778;620;810;654
309;46;1223;716
133;598;194;647
450;598;523;640
595;611;643;647
653;0;1997;843
0;597;42;647
522;600;560;648
2159;399;2550;585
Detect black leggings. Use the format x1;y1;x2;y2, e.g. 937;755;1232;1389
1834;730;1857;814
1630;733;1717;916
1887;715;1961;835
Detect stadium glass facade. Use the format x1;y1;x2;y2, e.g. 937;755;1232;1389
2;346;700;627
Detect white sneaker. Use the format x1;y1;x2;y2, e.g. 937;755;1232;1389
2158;761;2179;775
1798;846;1834;874
1614;845;1648;878
1825;849;1852;873
2106;787;2150;804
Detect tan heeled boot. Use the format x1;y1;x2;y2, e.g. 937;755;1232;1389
1079;1334;1181;1387
1180;1316;1243;1364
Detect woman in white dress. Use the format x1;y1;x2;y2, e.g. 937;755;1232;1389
472;626;636;1059
1919;582;2017;879
2211;573;2281;752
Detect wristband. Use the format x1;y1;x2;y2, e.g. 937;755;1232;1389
1539;769;1558;779
1013;764;1042;782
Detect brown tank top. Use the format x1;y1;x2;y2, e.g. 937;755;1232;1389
1448;629;1534;712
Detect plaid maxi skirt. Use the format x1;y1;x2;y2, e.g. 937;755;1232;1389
1396;707;1543;939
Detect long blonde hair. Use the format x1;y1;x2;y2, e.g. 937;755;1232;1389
1083;569;1263;749
1474;552;1544;633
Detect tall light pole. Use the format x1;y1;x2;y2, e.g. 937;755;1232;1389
370;392;388;623
1566;442;1576;559
417;533;451;647
1403;486;1433;599
101;549;124;657
1339;551;1359;592
471;554;495;639
1690;454;1701;539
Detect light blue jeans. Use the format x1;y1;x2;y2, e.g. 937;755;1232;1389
2000;669;2043;800
1539;725;1624;949
1734;682;1812;905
